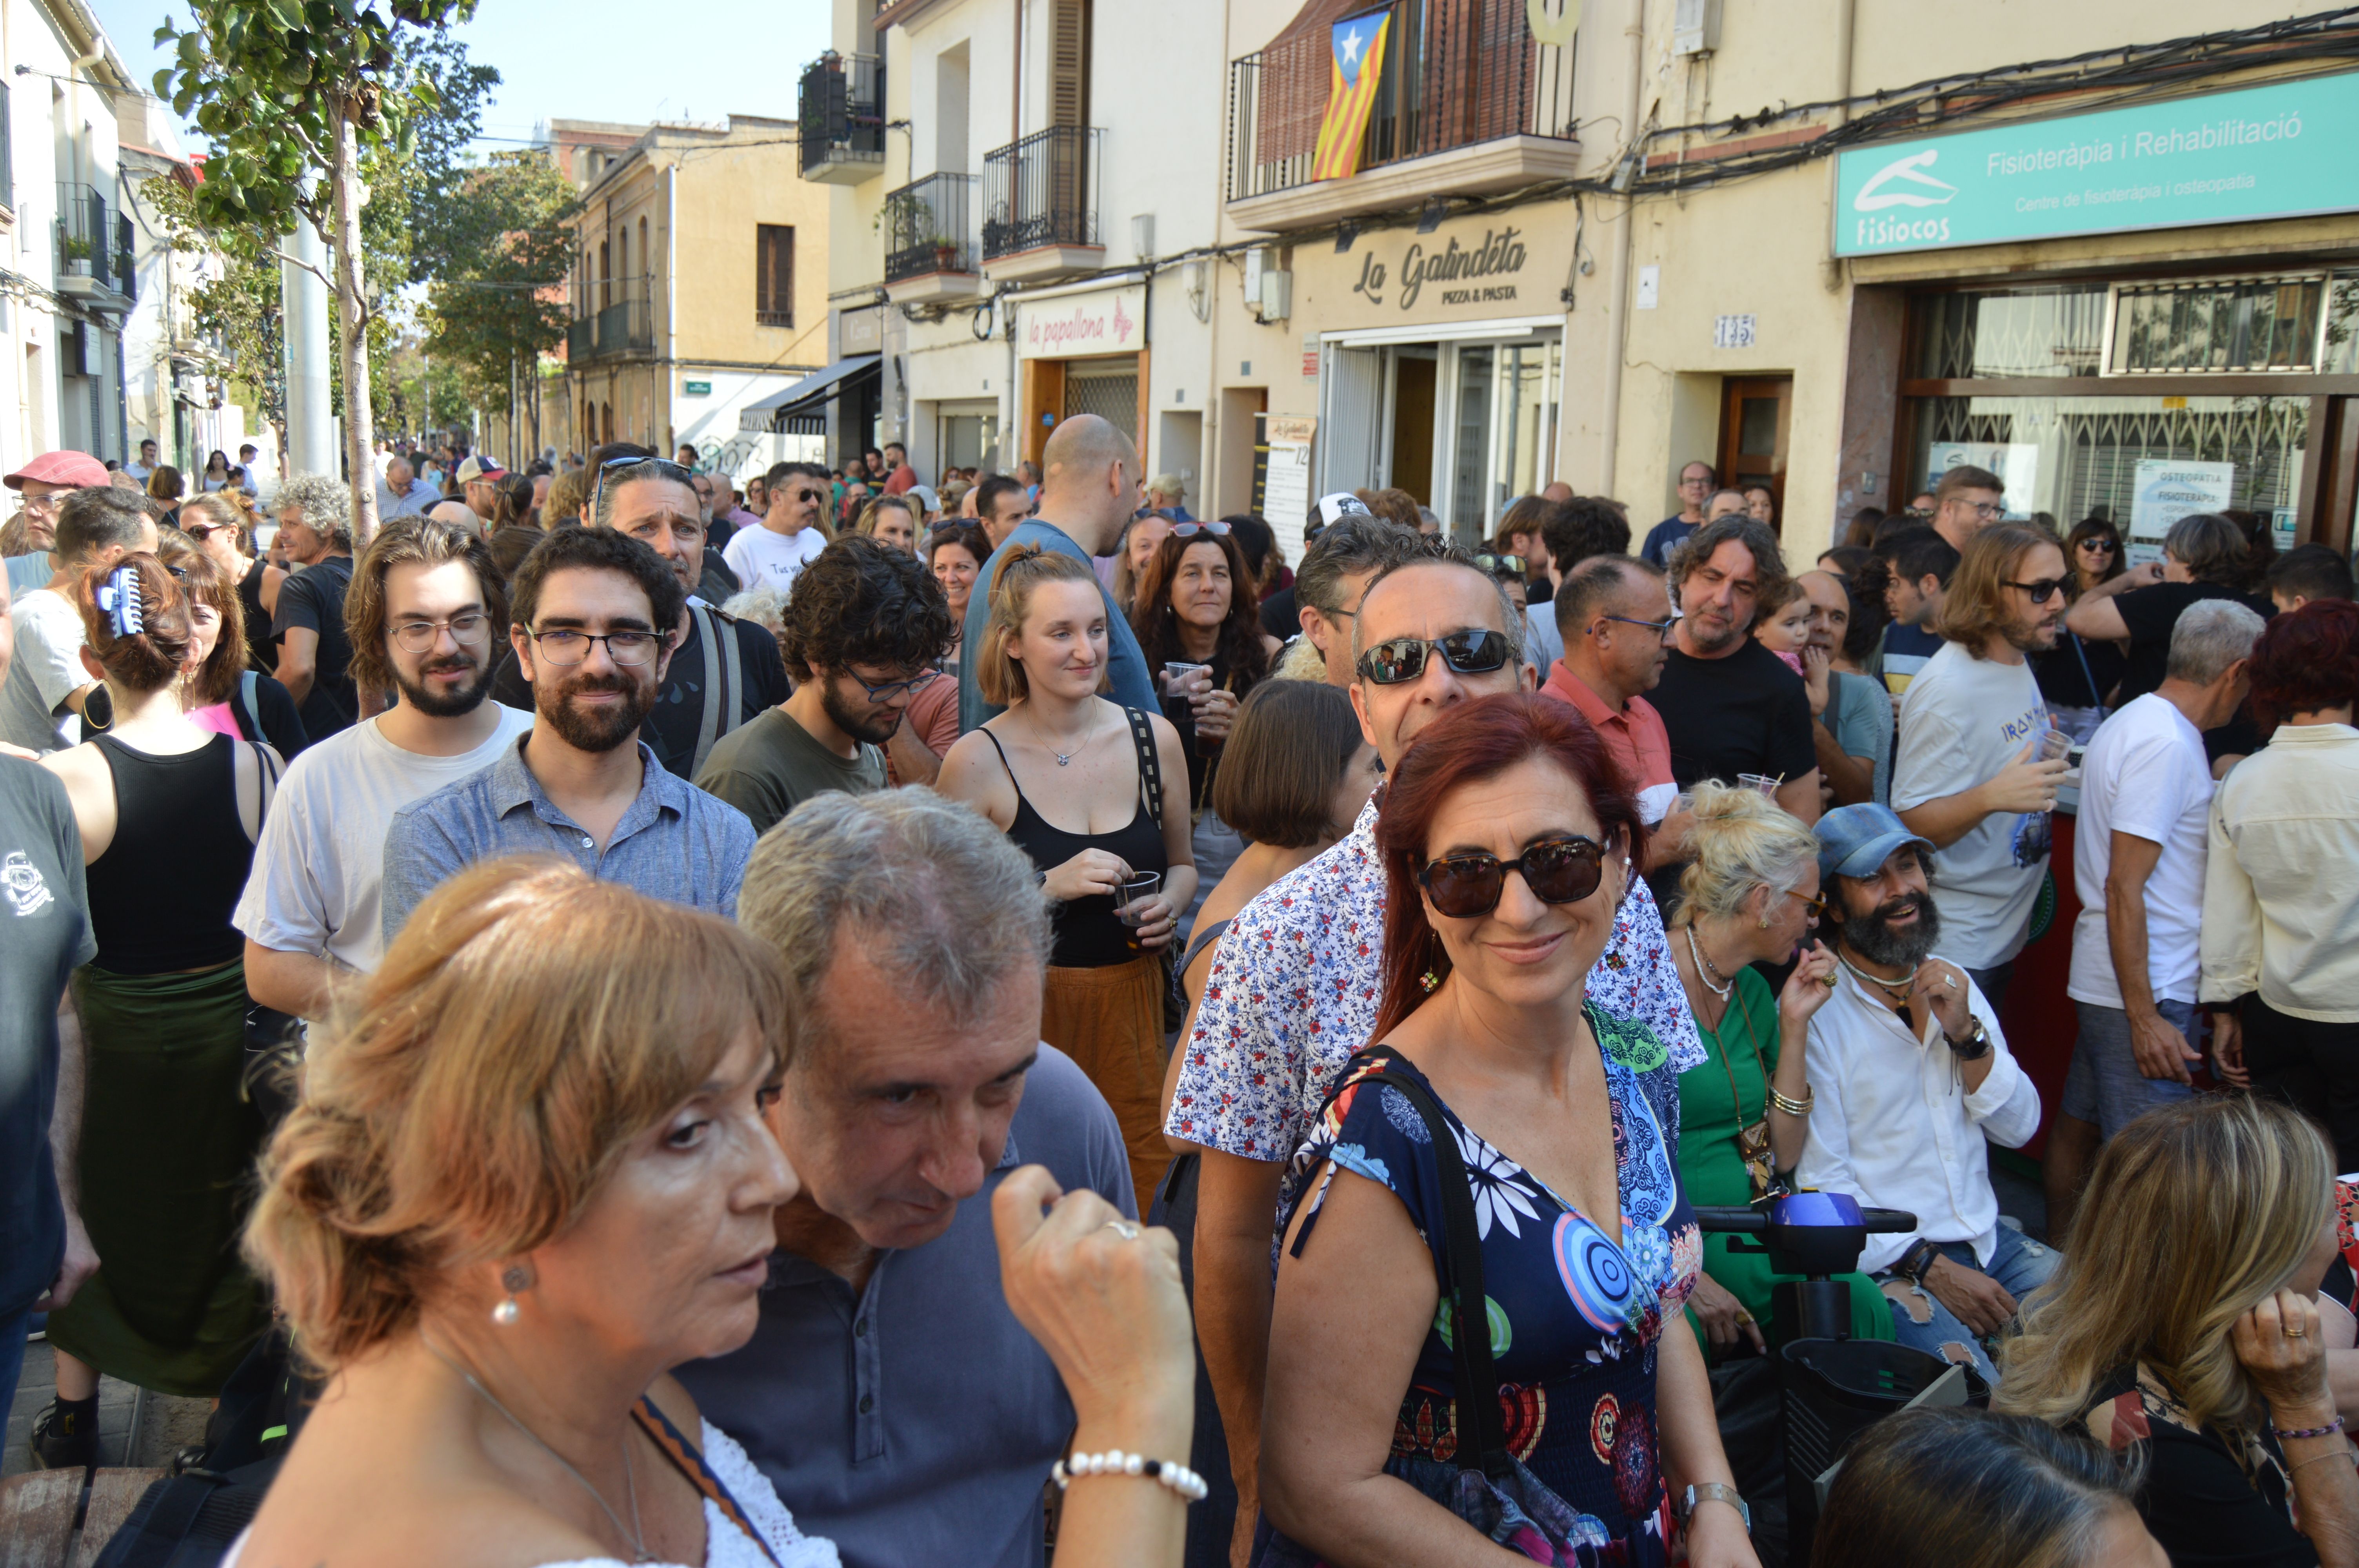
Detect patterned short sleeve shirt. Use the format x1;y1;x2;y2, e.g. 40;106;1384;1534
1165;797;1702;1231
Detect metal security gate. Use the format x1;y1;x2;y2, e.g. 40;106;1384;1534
1063;360;1138;449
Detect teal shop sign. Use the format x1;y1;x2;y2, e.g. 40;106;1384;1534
1832;71;2359;257
683;379;712;396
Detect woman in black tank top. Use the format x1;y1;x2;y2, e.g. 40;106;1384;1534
939;546;1197;1206
31;554;280;1463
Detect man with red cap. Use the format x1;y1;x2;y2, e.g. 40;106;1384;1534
0;478;154;754
4;451;109;602
456;454;504;527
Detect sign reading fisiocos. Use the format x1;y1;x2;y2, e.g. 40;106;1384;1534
1831;71;2359;257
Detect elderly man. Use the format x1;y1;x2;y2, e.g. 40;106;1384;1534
488;455;790;779
1647;514;1821;824
1798;568;1890;806
0;484;155;753
1144;472;1193;521
4;450;109;601
677;789;1131;1568
379;455;438;520
272;475;360;740
1540;555;1682;858
959;416;1160;731
1798;803;2050;1385
1167;543;1701;1556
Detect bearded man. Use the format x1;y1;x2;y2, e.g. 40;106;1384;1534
379;526;755;940
238;518;539;1016
1794;802;2052;1387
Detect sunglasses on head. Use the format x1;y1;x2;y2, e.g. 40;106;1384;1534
1169;521;1230;539
1418;835;1609;919
1355;629;1513;685
2004;577;2071;604
1471;552;1528;578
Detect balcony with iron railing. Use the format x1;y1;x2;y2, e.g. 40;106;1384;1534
882;172;980;303
56;182;119;298
570;278;655;360
798;53;885;185
1226;0;1579;231
566;316;596;362
982;127;1102;283
114;213;136;305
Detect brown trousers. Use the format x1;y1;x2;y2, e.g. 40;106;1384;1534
1040;953;1172;1209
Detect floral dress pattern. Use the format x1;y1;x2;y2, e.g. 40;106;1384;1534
1279;1006;1700;1565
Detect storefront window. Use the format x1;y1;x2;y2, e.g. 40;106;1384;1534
1448;345;1493;528
1912;285;2106;379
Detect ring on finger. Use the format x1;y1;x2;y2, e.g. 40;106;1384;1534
1101;1220;1141;1241
2286;1324;2308;1338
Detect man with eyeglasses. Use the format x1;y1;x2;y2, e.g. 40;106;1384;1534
1928;464;2005;555
696;536;956;832
4;450;109;601
1797;804;2050;1386
1541;556;1684;861
380;526;756;941
488;452;792;781
234;519;534;1017
1890;525;2072;1007
1639;459;1716;568
1167;543;1699;1557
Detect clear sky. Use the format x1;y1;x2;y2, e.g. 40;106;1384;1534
85;0;831;154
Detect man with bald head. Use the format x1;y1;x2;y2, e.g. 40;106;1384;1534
1798;568;1890;807
956;415;1159;732
379;455;437;520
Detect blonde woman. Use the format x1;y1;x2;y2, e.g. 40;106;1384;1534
938;545;1196;1205
853;492;919;556
228;857;1199;1568
1996;1096;2359;1568
1666;784;1880;1356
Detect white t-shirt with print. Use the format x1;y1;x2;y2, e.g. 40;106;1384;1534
233;703;535;975
2068;692;2213;1008
722;523;828;597
0;588;89;754
1890;639;2051;969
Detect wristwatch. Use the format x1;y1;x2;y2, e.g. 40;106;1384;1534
1681;1482;1751;1534
1942;1017;1993;1061
1896;1237;1942;1287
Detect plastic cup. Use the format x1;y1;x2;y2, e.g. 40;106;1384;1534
1162;661;1212;698
1116;871;1163;926
1737;773;1781;798
2036;727;2073;763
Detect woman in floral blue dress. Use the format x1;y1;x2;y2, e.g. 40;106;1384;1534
1259;693;1755;1568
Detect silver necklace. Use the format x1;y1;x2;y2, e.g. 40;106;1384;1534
1835;947;1916;998
423;1339;651;1563
1685;925;1734;998
1025;705;1093;766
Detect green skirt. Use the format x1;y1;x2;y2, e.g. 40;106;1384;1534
46;959;270;1397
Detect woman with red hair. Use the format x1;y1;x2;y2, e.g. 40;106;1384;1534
1258;693;1753;1567
2205;597;2359;1168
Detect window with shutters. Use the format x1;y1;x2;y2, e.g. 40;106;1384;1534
756;225;794;327
1048;0;1090;129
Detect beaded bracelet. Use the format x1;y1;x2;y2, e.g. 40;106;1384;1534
1052;1449;1210;1503
2272;1417;2345;1441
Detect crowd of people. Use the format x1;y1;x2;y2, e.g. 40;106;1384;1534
1;418;2356;1568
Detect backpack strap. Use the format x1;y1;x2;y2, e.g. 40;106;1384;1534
1309;1044;1514;1481
688;603;727;779
1124;704;1163;831
236;669;263;740
716;607;743;737
632;1394;784;1568
235;740;284;845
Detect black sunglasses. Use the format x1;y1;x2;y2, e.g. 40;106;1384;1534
1355;629;1513;685
2004;577;2070;604
1418;835;1608;919
2078;538;2119;552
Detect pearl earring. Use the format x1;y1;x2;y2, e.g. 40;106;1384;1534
493;1265;529;1326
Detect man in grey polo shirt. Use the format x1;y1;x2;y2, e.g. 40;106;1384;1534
380;526;754;939
678;789;1133;1568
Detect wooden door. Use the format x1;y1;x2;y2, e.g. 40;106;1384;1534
1717;375;1792;533
1390;351;1436;505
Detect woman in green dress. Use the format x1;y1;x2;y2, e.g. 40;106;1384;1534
1668;782;1891;1354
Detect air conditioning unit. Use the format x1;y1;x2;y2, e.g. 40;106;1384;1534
1672;0;1721;56
1260;269;1293;323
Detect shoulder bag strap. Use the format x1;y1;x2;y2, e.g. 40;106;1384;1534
688;604;727;779
1320;1044;1514;1480
2070;629;2104;709
1125;704;1163;830
631;1395;785;1568
716;610;743;736
237;669;263;739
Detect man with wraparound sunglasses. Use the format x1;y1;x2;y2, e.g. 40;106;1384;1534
381;526;755;941
696;536;957;832
1165;541;1701;1564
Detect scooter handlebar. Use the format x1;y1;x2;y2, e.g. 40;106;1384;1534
1689;1203;1919;1235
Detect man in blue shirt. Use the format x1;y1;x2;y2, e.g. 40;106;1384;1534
380;526;754;938
959;415;1158;733
1639;458;1716;567
681;789;1134;1568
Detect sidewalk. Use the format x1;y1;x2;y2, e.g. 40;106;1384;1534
4;1335;211;1477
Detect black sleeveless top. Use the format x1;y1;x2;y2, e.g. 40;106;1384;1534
983;705;1168;969
237;557;275;675
84;733;254;975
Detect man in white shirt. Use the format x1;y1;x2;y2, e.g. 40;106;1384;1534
124;439;158;483
0;480;153;754
235;517;533;1015
1797;803;2050;1386
2044;600;2266;1236
723;460;831;596
1891;525;2073;1005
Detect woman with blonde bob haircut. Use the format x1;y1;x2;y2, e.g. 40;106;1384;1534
228;855;841;1568
1996;1095;2359;1567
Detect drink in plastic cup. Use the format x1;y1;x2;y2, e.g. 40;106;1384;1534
2036;727;2074;763
1737;773;1781;798
1162;661;1211;698
1116;871;1163;926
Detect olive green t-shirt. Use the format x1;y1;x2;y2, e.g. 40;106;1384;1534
693;706;885;835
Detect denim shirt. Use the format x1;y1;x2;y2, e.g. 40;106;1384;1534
378;733;754;942
957;520;1159;734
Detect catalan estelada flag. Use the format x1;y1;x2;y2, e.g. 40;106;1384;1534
1309;9;1392;183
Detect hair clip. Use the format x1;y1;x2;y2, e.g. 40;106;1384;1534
95;565;143;639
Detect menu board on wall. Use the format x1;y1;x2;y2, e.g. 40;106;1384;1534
2128;459;2236;568
1256;414;1318;563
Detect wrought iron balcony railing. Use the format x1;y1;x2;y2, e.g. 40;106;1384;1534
798;53;885;180
883;172;979;282
983;127;1100;260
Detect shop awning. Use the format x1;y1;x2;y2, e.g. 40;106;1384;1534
738;354;880;434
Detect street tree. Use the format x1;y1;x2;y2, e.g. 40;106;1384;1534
153;0;477;544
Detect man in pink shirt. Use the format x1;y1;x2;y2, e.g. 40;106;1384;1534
880;440;918;496
1538;555;1691;867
